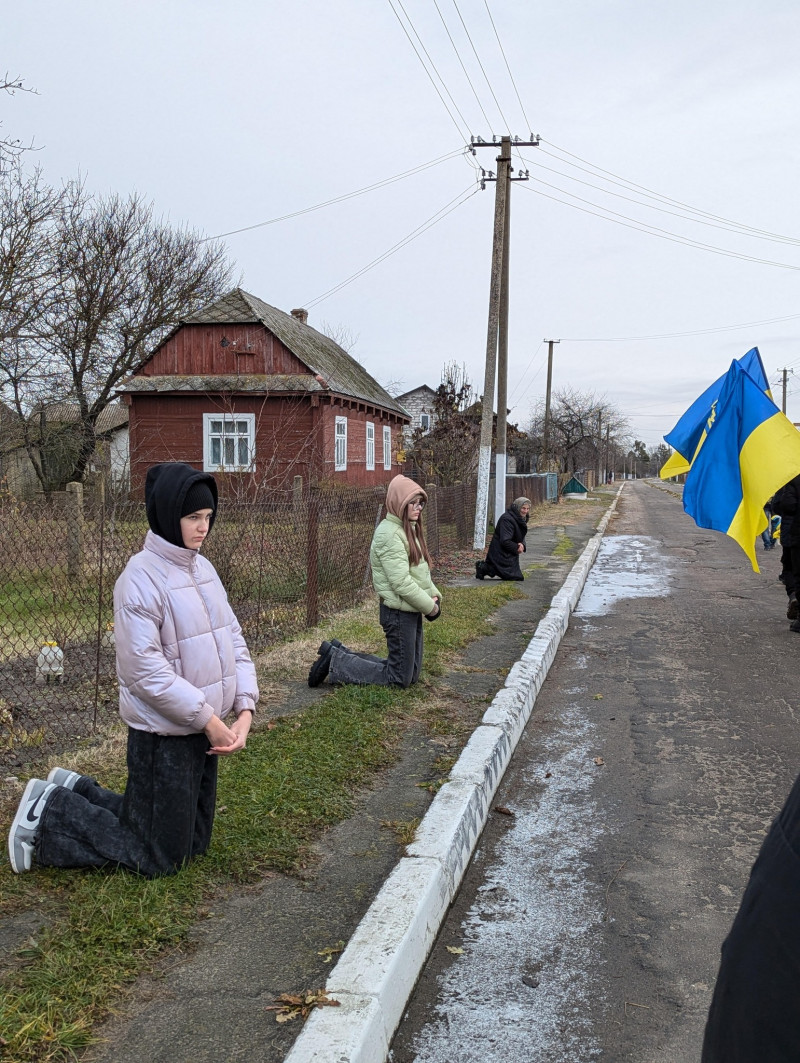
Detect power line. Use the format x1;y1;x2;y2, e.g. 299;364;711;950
393;0;473;134
509;356;546;411
386;0;470;140
481;0;534;135
304;184;478;308
520;154;800;248
203;149;464;241
555;312;800;342
508;340;543;403
539;139;800;245
516;179;800;273
431;0;493;130
450;0;512;131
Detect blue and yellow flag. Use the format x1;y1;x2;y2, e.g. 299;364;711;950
682;359;800;571
660;348;771;479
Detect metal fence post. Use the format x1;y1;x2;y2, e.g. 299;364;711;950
66;481;84;581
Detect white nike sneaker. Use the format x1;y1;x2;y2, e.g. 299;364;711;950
8;779;56;873
46;767;82;790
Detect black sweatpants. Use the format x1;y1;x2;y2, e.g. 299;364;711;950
36;728;218;877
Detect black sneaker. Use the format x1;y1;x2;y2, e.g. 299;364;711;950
308;642;335;687
787;595;798;620
790;618;800;634
475;561;486;580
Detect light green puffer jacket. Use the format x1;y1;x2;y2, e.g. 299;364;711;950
370;514;441;614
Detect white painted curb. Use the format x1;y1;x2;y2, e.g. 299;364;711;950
284;487;624;1063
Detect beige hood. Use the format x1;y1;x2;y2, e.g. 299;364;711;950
385;475;427;519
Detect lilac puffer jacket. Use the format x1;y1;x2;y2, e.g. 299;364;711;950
113;531;259;736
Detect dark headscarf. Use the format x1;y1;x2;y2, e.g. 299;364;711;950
145;463;218;548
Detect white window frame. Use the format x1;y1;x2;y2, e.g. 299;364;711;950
203;413;256;472
335;415;348;471
382;425;392;470
366;421;375;471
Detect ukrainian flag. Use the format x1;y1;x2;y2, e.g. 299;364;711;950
682;359;800;571
660;348;771;479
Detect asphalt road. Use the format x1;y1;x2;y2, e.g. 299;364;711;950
390;480;800;1063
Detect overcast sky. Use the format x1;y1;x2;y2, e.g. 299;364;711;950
6;0;800;448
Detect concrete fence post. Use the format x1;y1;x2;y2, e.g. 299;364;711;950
65;481;84;581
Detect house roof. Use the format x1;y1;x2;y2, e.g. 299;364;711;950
396;384;437;402
121;374;324;395
33;402;129;434
143;288;408;418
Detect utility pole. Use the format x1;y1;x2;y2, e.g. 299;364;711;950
494;159;511;524
472;133;539;548
541;339;559;472
473;137;509;547
596;409;602;487
780;367;794;414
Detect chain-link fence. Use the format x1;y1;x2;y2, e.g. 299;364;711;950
0;483;386;770
0;477;561;771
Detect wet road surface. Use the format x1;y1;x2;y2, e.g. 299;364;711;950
391;480;800;1062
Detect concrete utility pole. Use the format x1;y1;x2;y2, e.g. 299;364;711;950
596;409;603;486
494;162;511;524
780;367;794;414
541;339;559;472
472;134;539;549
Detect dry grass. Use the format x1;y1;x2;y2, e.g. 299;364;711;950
527;495;609;529
254;598;381;682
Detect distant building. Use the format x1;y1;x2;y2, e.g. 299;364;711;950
396;384;437;443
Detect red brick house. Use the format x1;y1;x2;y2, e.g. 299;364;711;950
119;289;409;496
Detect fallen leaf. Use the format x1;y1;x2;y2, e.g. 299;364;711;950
544;771;552;779
593;694;604;700
446;946;464;955
317;941;345;963
494;805;515;816
266;720;277;730
594;756;605;766
267;988;340;1022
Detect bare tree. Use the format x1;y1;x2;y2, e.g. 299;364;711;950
319;320;360;356
1;75;37;172
0;166;66;346
404;361;481;484
529;387;630;475
2;188;234;491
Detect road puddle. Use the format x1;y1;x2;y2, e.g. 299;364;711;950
575;535;673;617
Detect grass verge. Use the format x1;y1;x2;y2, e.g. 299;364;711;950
0;580;520;1062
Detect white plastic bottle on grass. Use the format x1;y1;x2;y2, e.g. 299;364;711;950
36;641;64;684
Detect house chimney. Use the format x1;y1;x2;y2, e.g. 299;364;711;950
291;308;309;325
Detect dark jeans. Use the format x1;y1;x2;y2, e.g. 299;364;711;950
36;728;217;878
328;603;423;688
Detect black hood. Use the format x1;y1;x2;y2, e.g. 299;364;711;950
145;463;218;549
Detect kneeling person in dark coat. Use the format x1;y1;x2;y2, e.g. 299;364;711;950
476;497;530;581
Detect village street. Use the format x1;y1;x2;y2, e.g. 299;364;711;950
390;479;800;1063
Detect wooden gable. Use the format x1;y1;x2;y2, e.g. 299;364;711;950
141;323;310;378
